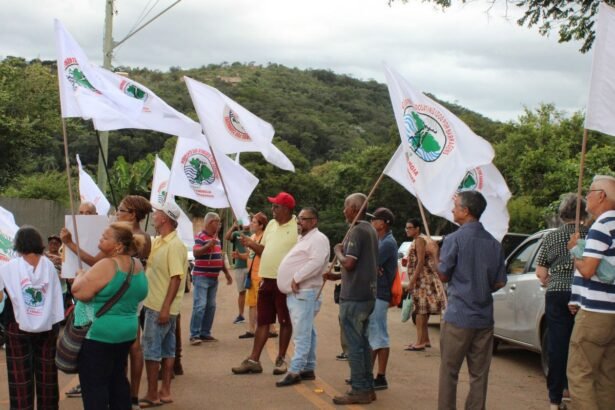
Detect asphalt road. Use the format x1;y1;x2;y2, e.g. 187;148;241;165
1;281;552;409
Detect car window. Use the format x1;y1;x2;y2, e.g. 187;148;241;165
506;239;540;275
527;240;544;272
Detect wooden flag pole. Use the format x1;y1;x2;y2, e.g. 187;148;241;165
316;172;386;300
94;130;118;211
574;129;589;234
60;118;83;270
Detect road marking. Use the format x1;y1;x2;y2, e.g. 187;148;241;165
265;340;364;409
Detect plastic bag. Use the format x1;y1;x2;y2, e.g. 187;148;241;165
570;239;615;284
401;293;413;323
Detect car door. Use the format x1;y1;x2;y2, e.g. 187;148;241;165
510;242;546;347
493;237;542;340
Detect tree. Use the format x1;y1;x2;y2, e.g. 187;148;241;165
388;0;615;52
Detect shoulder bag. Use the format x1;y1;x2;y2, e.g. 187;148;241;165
56;257;134;374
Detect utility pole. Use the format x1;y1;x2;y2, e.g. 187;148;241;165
96;0;182;191
97;0;114;192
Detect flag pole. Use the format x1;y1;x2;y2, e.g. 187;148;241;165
316;172;386;300
416;196;431;237
574;129;589;234
94;130;118;211
60;118;83;271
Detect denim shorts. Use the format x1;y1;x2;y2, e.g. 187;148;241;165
367;298;390;350
141;307;177;362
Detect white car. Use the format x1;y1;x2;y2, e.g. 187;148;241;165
493;229;554;376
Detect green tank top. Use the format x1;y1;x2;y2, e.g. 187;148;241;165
86;265;148;344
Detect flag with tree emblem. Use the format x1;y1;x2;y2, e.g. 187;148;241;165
77;155;111;216
54;19;143;120
384;145;510;241
183;76;295;172
383;64;495;215
167;137;257;224
0;206;19;263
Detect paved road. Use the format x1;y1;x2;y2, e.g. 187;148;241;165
1;281;551;409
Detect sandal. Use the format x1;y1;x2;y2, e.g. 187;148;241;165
138;399;163;408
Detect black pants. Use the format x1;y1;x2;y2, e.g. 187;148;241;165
78;339;134;410
545;291;574;404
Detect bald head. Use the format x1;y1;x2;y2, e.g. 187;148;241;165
78;202;97;215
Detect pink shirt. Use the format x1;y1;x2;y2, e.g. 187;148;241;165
277;228;330;294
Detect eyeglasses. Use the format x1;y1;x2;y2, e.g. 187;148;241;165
298;216;315;222
585;189;604;196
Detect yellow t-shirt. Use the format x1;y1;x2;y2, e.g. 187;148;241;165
258;217;298;279
144;230;187;315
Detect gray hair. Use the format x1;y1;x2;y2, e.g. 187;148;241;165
204;212;220;225
345;193;367;214
593;175;615;203
457;191;487;220
558;193;586;222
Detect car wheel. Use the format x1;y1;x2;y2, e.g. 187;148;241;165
492;337;500;354
540;329;549;377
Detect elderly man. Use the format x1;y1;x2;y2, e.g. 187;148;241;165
429;191;507;410
367;207;398;391
275;207;330;387
189;212;233;345
325;192;378;405
567;175;615;410
140;201;187;407
232;192;298;375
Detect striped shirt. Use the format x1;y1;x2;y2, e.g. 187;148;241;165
570;210;615;314
192;231;224;278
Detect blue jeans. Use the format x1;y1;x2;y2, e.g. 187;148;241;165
287;289;321;374
189;276;219;338
546;291;574;404
339;299;375;392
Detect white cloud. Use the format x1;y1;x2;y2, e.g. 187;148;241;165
0;0;592;121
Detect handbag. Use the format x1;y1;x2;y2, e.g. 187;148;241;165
56;258;134;374
401;292;413;323
244;236;262;290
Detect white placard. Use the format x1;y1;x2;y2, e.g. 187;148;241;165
61;215;108;278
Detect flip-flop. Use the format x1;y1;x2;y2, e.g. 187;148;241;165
138;399;162;408
404;346;426;351
160;399;173;404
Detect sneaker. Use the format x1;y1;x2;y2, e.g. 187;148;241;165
336;352;348;361
232;358;263;374
374;374;388;390
65;384;82;398
199;335;218;342
332;390;373;405
273;356;288;375
238;332;255;339
189;337;201;345
233;315;245;324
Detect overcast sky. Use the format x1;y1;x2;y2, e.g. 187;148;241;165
1;0;593;121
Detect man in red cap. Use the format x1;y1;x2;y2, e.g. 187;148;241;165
232;192;299;376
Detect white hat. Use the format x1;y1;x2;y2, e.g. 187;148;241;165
152;200;181;222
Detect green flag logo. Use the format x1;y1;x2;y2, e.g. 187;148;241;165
22;284;45;308
64;57;100;93
402;101;452;163
458;168;483;192
181;149;219;197
0;232;14;262
120;80;149;102
223;105;252;141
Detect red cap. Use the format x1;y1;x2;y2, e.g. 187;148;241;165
267;192;295;209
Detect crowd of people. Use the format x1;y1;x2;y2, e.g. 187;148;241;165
0;175;613;409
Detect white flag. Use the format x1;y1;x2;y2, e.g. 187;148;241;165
92;68;202;139
184;76;295;171
77;155;111;216
167;137;257;223
384;145;510;241
585;2;615;137
383;64;494;215
150;156;195;248
54;19;143;120
0;206;19;264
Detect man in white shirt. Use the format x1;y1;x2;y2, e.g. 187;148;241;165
275;207;330;387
